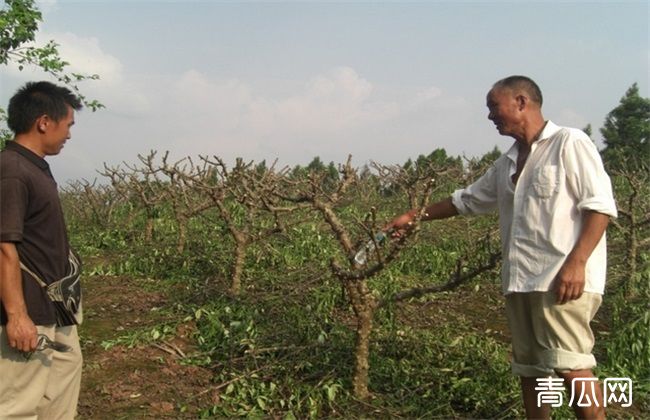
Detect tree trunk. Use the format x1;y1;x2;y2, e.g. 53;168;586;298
145;215;154;242
177;216;187;254
229;233;247;295
625;219;638;297
345;279;377;399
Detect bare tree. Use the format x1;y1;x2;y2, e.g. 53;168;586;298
180;156;298;295
373;157;463;209
61;179;121;230
272;155;502;399
271;156;425;398
99;151;168;243
158;153;217;253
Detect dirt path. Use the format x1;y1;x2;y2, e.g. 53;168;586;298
77;275;216;419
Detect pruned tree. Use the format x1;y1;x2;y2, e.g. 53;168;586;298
272;156;381;398
180;156;297;295
273;155;500;399
99;152;168;243
61;179;121;230
372;157;463;209
157;153;217;254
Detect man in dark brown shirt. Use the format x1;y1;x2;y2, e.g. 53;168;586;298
1;81;84;418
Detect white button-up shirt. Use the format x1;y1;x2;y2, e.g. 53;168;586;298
452;121;617;295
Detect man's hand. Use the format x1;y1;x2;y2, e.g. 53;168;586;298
553;210;610;305
386;199;459;237
554;257;586;304
6;313;38;352
386;210;417;238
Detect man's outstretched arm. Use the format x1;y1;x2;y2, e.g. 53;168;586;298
387;197;459;235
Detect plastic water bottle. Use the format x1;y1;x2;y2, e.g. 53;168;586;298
354;232;387;266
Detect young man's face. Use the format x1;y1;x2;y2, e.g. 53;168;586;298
486;87;522;138
41;105;75;156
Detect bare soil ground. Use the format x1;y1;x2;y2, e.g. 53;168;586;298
77;276;216;419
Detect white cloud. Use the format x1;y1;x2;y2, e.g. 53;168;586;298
416;86;443;102
125;66;491;170
4;31;122;84
306;67;373;102
42;32;152;116
272;67;393;132
46;32;123;85
165;67;401;145
35;64;489;182
1;29;150;117
558;108;589;131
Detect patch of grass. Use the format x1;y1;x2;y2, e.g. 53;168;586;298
369;325;521;419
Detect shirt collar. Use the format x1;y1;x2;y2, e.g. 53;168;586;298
505;142;519;164
537;120;561;143
4;141;53;177
504;120;561;163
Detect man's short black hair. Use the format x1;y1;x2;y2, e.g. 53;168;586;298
7;81;83;135
493;75;543;106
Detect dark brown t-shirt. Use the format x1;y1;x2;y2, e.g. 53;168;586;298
0;141;70;325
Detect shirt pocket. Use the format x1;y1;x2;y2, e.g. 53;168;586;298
531;165;560;198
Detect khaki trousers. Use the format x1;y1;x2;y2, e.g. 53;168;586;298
0;325;82;420
505;291;602;377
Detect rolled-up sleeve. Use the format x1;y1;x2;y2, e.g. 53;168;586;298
562;133;618;218
452;165;499;216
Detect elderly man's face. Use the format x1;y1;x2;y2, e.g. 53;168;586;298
486;87;522;138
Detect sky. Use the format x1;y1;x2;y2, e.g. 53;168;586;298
1;0;648;183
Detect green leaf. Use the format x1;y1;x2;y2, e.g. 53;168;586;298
225;383;235;395
326;385;338;401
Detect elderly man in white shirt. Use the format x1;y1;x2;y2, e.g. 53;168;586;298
388;75;616;420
